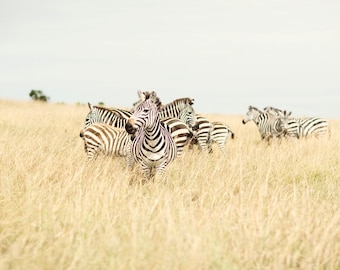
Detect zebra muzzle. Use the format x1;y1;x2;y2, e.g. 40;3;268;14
125;122;137;135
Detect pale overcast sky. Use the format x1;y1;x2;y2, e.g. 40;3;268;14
1;0;339;118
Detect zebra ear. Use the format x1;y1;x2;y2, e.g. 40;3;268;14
137;90;146;101
150;91;157;103
189;98;195;105
88;102;93;110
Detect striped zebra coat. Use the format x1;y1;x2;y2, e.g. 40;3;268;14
83;103;131;129
80;119;189;165
80;123;132;162
84;99;194;155
207;121;235;153
264;106;330;138
132;91;197;129
125;91;177;180
189;114;235;153
242;106;290;141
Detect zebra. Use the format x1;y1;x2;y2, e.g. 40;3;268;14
189;114;235;153
242;106;291;141
79;118;190;165
82;102;193;156
161;117;193;155
132;91;197;129
189;114;212;152
264;106;329;138
207;121;235;153
80;123;133;162
83;103;130;129
125;91;177;180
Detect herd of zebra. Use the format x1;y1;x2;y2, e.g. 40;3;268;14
79;90;234;180
242;105;330;141
79;91;330;180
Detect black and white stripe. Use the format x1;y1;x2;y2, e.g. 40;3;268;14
189;114;235;153
242;106;290;141
80;123;132;162
125;91;178;179
83;103;131;129
189;114;212;152
83;102;192;155
161;117;193;155
207;121;235;153
132;91;197;128
264;106;329;138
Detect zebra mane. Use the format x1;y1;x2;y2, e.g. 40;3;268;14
134;90;162;110
88;102;131;114
263;106;283;113
249;105;263;113
161;97;195;110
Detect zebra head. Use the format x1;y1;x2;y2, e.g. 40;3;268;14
177;98;197;128
263;106;284;116
242;106;263;124
161;97;197;128
131;90;162;111
125;91;160;135
83;103;100;129
278;110;292;133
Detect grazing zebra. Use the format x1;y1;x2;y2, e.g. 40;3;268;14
207;121;235;153
132;91;197;128
189;114;212;152
125;91;177;180
80;123;132;161
189;114;235;153
83;102;192;156
242;106;291;141
264;106;329;138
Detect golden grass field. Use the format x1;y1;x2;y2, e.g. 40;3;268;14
1;99;339;270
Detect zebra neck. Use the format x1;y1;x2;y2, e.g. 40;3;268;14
253;112;263;125
144;117;163;134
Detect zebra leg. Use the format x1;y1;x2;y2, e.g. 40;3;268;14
124;140;136;170
197;134;209;152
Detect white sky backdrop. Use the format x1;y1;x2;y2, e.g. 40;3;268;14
1;0;340;118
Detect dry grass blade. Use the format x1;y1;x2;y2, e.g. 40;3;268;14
0;100;339;270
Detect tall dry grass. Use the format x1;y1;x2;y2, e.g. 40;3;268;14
0;99;339;270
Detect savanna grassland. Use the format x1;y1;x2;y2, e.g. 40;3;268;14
0;99;339;270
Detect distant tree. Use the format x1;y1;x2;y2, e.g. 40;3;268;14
29;89;50;102
98;101;105;106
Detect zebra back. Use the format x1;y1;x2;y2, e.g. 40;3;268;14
80;123;131;160
189;114;212;152
264;106;329;138
189;115;234;153
207;121;235;153
161;117;193;155
298;117;330;138
84;103;131;129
